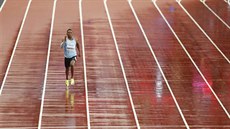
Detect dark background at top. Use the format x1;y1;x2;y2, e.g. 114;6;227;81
0;0;4;8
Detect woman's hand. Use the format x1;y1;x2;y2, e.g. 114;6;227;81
62;36;67;42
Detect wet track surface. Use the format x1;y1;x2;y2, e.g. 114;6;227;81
0;0;229;128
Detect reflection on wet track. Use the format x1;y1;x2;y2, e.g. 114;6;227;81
0;0;229;128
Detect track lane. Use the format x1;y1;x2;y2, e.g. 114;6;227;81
0;0;53;127
136;0;230;127
0;0;28;89
180;0;230;60
205;0;230;25
107;0;186;128
154;0;230;118
83;0;137;128
40;0;87;128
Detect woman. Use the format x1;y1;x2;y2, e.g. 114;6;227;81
60;29;80;87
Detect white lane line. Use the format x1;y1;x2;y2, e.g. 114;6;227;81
128;0;189;128
104;0;140;128
37;0;57;129
153;0;230;119
201;0;230;29
177;0;230;64
0;0;32;95
0;0;6;12
79;0;90;128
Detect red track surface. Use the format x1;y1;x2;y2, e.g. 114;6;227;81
205;0;230;25
132;0;230;127
182;0;230;59
0;0;53;127
0;0;229;128
107;0;184;128
41;0;87;128
83;0;136;128
0;0;28;87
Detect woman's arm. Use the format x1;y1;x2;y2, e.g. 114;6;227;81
75;38;81;57
60;36;67;48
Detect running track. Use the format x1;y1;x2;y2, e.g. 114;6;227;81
0;0;229;128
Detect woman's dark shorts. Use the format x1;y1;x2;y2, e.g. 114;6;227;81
64;56;76;68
